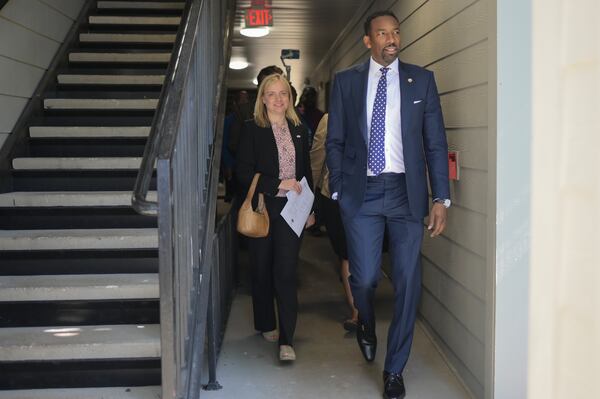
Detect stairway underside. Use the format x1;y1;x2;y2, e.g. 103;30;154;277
0;0;186;395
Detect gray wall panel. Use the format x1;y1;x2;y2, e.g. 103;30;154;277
448;168;487;214
0;56;45;98
422;237;486;300
440;84;488;128
428;40;488;94
419;319;484;399
446;128;488;171
400;1;487;67
398;0;477;49
0;19;59;68
0;0;84;151
422;258;485;341
419;290;485;384
443;206;487;258
38;0;85;19
1;0;72;42
0;95;27;132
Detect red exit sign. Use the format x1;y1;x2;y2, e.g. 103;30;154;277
245;8;273;27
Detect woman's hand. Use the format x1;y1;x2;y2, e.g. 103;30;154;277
279;179;302;194
305;213;316;229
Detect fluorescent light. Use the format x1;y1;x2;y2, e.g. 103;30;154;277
252;78;258;85
229;59;249;70
240;27;270;38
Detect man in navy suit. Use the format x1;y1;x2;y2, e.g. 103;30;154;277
326;10;450;399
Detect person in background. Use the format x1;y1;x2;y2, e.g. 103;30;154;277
327;10;450;399
297;86;324;148
236;73;315;362
257;65;284;87
310;114;359;331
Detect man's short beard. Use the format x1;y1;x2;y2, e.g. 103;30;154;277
381;50;398;64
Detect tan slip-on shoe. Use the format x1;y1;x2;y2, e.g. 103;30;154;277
262;329;279;343
279;345;296;361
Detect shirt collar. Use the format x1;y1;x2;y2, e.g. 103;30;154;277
369;57;399;77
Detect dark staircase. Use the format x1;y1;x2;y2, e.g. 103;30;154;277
0;1;185;397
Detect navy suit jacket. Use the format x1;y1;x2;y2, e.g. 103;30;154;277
326;59;450;219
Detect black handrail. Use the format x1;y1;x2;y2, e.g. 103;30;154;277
130;0;236;397
131;0;194;216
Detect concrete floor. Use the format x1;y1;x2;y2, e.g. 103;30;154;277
203;232;472;399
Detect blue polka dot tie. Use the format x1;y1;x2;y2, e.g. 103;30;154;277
368;67;389;175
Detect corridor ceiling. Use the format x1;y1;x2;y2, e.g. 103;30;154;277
227;0;365;91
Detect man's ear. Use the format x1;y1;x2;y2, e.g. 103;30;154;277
363;35;372;49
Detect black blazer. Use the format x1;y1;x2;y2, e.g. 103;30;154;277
236;118;313;201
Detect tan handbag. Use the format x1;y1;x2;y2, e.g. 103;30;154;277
237;173;269;238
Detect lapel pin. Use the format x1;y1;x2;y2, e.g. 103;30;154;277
408;78;413;83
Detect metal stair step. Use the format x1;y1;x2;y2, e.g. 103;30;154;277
58;74;165;85
79;32;176;43
0;228;158;251
0;191;156;207
44;98;158;110
0;386;161;399
69;52;170;63
88;15;180;25
0;324;160;361
0;273;158;302
29;126;150;138
13;157;143;170
98;1;185;10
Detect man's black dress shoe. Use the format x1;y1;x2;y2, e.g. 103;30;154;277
383;371;406;399
356;323;376;361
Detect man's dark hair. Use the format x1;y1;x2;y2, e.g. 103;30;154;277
299;86;318;109
363;10;399;36
256;65;284;86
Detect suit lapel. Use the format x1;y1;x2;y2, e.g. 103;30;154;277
356;60;370;145
398;61;415;142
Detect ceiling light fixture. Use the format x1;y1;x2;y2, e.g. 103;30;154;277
240;26;270;38
229;59;249;70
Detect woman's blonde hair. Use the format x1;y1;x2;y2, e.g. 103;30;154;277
254;73;301;128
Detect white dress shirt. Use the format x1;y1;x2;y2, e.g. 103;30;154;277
366;57;405;175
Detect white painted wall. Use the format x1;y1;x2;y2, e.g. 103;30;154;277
311;0;489;397
0;0;86;149
528;0;599;398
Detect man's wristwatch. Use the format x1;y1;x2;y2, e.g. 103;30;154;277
433;198;451;208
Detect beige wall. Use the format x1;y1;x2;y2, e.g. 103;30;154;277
0;0;86;149
528;0;600;398
311;0;489;397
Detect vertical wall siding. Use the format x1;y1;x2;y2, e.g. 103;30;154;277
0;0;85;150
311;0;488;397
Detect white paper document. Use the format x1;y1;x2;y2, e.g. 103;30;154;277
281;177;314;237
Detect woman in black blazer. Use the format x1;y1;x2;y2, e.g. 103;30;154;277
236;73;315;362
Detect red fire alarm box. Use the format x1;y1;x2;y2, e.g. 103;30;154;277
448;151;459;181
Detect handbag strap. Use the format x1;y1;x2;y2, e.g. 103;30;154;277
245;173;260;201
246;173;266;213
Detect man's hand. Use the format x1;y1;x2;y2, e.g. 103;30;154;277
427;203;447;238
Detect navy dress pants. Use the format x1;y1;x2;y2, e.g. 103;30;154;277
342;173;424;373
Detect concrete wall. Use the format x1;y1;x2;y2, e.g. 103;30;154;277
0;0;86;150
311;0;489;397
528;0;599;398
